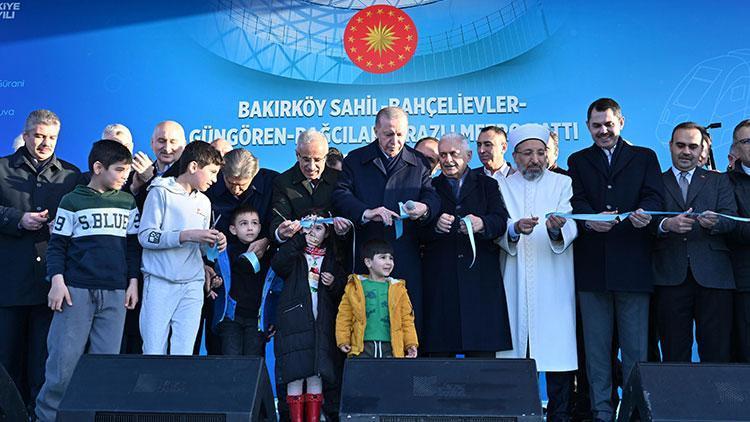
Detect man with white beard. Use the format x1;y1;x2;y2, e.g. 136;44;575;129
496;124;578;422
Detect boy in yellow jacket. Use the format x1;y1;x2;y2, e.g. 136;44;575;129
336;239;418;358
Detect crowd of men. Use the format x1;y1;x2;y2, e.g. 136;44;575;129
2;97;750;422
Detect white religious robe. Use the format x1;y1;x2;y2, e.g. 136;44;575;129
495;170;578;372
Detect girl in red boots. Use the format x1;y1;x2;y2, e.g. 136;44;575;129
271;216;343;422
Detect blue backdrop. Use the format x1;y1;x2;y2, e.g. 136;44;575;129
2;0;749;173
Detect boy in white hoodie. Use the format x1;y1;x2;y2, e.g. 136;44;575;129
138;141;226;355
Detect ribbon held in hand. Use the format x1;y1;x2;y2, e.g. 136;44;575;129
240;251;261;273
462;216;477;268
545;210;750;223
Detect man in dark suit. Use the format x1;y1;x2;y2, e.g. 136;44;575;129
271;129;349;242
420;133;511;357
332;106;440;335
0;110;81;415
653;122;736;363
729;119;750;362
270;129;349;422
567;98;665;422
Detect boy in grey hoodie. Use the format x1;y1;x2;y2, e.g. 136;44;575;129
138;141;225;355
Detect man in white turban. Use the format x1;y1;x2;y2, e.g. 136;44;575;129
496;123;578;422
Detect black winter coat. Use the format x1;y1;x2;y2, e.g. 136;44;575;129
0;149;81;306
271;233;344;385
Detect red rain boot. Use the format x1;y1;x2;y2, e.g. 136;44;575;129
304;393;324;422
286;394;305;422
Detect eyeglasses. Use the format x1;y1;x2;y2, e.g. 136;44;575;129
737;138;750;145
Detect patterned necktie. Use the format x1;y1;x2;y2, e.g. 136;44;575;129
679;171;689;202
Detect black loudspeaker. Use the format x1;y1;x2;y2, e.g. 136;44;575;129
57;355;275;422
0;363;27;422
618;362;750;422
340;358;543;421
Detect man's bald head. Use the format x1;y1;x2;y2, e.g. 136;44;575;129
150;120;186;167
211;137;233;157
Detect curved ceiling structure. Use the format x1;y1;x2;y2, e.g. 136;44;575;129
193;0;552;84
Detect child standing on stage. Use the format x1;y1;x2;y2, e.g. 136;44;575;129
219;204;267;356
271;216;342;422
36;140;140;422
138;141;225;355
336;238;418;359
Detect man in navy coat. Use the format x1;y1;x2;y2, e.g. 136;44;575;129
420;133;510;356
332;106;440;334
567;98;665;422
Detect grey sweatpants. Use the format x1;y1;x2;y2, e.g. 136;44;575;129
36;286;126;422
139;274;204;355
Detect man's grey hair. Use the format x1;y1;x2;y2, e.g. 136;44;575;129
223;148;259;180
24;109;60;133
102;123;133;144
296;129;328;152
375;106;408;126
440;132;471;152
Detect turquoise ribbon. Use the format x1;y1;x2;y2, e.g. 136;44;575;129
546;210;750;223
394;202;409;239
214;249;236;324
240;251;261;273
462;216;477;268
299;217;336;228
205;244;220;262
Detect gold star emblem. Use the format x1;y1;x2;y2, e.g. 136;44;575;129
388;60;395;66
350;46;357;53
366;60;373;67
348;36;354;42
361;20;400;56
404;45;412;52
406;34;414;41
376;8;383;14
357;55;363;61
403;24;411;31
350;26;357;32
388;10;395;16
377;63;384;69
356;17;363;23
366;10;372;17
398;54;405;60
397;16;404;22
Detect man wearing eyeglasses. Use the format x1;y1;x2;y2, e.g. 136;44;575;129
729;119;750;362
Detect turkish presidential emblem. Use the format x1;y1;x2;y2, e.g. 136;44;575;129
343;5;418;74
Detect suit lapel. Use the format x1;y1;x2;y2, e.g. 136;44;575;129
457;169;477;204
663;170;686;209
610;141;636;178
686;167;708;207
434;175;456;204
581;145;609;178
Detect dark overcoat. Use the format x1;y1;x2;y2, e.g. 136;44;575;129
420;170;512;353
0;149;81;306
567;139;665;293
331;141;440;333
271;233;343;385
729;166;750;292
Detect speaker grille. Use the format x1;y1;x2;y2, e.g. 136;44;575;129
95;413;227;422
379;418;517;422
